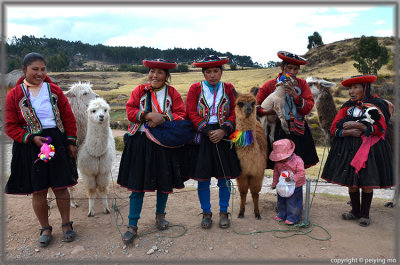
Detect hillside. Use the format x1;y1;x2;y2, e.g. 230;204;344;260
44;37;396;145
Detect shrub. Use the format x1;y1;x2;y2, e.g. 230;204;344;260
114;136;125;152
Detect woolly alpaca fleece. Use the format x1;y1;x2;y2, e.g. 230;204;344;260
259;76;295;143
64;81;98;147
77;97;115;217
234;93;267;219
307;76;337;143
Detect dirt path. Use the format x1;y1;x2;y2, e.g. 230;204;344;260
2;133;398;263
4;173;398;263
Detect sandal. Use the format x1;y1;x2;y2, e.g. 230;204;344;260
342;212;360;220
155;213;169;231
359;217;371;227
62;221;76;242
285;220;295;225
38;226;52;247
201;212;212;229
219;212;230;229
122;225;137;245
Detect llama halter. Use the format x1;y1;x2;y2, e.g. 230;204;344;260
228;130;254;147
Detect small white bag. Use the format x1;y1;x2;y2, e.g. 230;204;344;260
276;170;296;198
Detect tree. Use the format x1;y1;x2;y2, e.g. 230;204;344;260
266;61;279;68
353;35;389;75
307;32;324;49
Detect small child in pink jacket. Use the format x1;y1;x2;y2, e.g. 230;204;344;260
270;139;306;225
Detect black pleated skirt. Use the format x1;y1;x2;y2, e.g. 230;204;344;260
267;120;319;169
321;136;393;188
181;125;241;181
117;132;185;193
5;128;78;195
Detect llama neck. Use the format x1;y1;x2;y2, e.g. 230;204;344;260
236;116;256;132
85;121;110;156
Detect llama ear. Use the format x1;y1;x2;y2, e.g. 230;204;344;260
320;80;336;88
65;91;75;98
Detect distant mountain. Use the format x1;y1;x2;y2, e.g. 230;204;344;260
5;35;257;72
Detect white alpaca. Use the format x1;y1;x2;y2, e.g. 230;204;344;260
259;77;295;143
77;98;115;217
65;81;99;146
47;82;98;208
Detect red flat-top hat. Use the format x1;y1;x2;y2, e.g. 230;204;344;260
193;55;229;68
277;51;308;65
143;59;177;70
341;75;377;87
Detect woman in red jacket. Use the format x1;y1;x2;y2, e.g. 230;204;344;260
184;55;241;229
5;52;78;247
256;51;319;169
322;75;393;227
117;59;186;244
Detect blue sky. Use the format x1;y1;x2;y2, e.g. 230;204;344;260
5;4;395;65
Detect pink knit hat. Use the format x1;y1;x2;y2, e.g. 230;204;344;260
269;139;295;162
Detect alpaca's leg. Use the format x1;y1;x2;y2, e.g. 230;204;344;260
85;175;97;217
237;176;249;218
69;187;79;208
269;123;276;143
249;177;263;220
98;185;110;214
87;188;96;217
385;185;399;208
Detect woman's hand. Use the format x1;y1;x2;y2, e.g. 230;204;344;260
208;129;226;144
342;128;363;137
262;108;276;116
285;82;297;98
144;112;165;128
343;121;367;132
68;145;77;159
32;136;48;148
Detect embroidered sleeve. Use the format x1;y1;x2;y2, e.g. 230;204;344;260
4;89;32;143
55;85;77;139
295;79;314;116
127;85;145;123
330;108;348;136
186;83;209;133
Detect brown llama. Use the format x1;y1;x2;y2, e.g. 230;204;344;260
306;76;337;144
233;93;267;219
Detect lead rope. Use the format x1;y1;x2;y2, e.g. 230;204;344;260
215;141;331;241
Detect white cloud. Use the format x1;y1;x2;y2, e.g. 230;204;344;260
334;7;373;13
6;23;40;40
4;5;394;64
373;20;385;25
320;31;355;44
374;29;394;37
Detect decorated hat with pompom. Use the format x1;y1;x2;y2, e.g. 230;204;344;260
193;55;229;68
277;51;308;65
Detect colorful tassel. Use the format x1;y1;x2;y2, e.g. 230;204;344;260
279;72;291;82
228;130;254;147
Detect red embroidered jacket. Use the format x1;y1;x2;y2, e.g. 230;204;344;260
5;76;77;144
330;106;387;137
186;82;236;135
126;84;186;135
256;73;314;116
